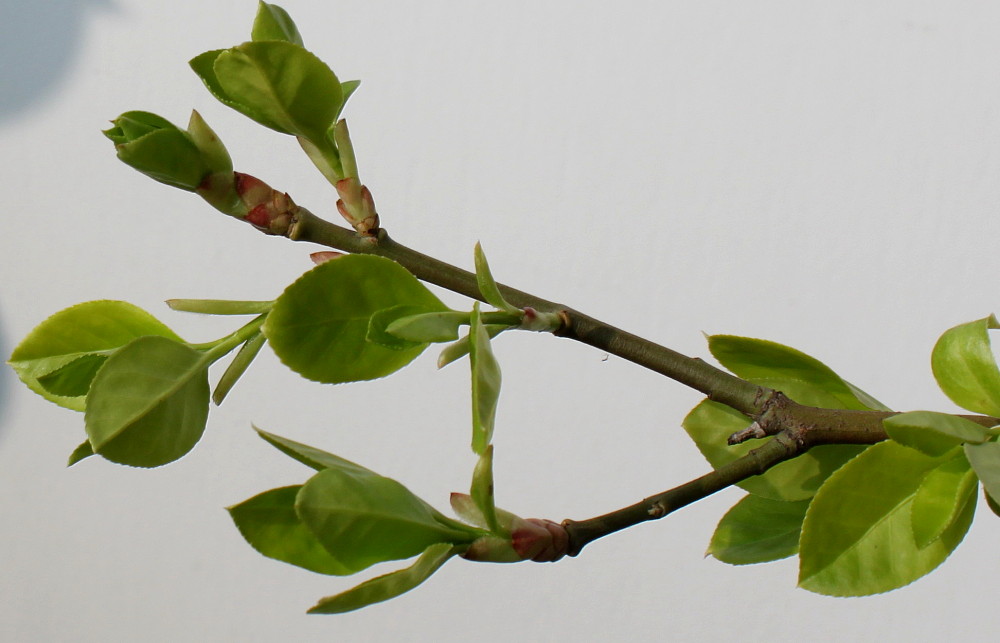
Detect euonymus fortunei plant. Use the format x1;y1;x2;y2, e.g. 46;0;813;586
8;2;1000;613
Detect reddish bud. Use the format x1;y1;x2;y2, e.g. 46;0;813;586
234;172;299;235
510;518;569;563
310;251;345;265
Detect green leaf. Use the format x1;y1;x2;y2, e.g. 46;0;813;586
385;311;468;344
708;335;883;411
449;492;520;534
228;485;354;575
251;1;303;45
200;41;343;142
340;80;361;106
437;325;509;369
104;112;212;191
469;304;501;454
799;441;975;596
965;440;1000;507
708;495;809;565
255;427;375;475
9;300;182;411
682;400;865;501
884;411;990;456
67;440;94;466
264;255;446;384
166;299;273;315
367;305;435;351
474;243;519;314
986;489;1000;518
931;315;1000;416
213;331;266;405
308;543;459;614
295;467;475;574
84;336;210;467
911;451;977;548
471;445;499;533
36;354;107;397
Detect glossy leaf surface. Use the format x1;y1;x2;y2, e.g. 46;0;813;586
67;440;94;466
84;336;210;467
471;445;499;533
213;331;267;405
469;304;501;454
708;335;884;411
228;485;353;575
295;466;475;573
308;543;458;614
965;440;1000;506
192;41;342;143
884;411;990;456
166;299;273;315
36;354;107;397
255;427;375;475
265;255;446;383
931;315;1000;416
9;300;182;411
474;242;518;313
910;452;977;548
251;1;303;45
708;495;809;565
799;441;975;596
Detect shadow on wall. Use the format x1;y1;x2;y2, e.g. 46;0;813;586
0;0;116;123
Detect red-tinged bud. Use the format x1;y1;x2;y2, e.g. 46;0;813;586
335;177;379;237
461;535;522;563
510;518;569;563
234;172;299;235
310;251;345;265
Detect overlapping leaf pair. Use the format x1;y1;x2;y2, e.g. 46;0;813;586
686;317;1000;596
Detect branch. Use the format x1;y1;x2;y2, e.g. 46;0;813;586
288;207;766;416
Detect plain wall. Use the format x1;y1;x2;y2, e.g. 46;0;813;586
2;1;999;641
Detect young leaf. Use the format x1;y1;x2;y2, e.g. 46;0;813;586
340;80;361;106
799;440;975;596
682;400;865;502
911;451;977;548
469;303;502;455
295;466;476;574
708;335;885;411
437;325;509;368
449;492;521;534
964;440;1000;507
196;41;343;143
36;354;107;397
265;255;447;383
213;331;267;405
474;243;519;314
884;411;990;456
67;440;94;467
707;495;810;565
166;299;273;315
228;485;355;575
471;445;499;533
255;427;375;475
308;543;459;614
9;300;182;411
384;311;469;344
85;336;210;467
366;305;436;351
931;315;1000;416
251;1;304;45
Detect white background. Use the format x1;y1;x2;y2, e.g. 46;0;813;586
2;1;999;641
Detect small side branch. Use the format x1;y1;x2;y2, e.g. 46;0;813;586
561;432;803;557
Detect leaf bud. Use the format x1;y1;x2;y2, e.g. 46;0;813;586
235;172;299;235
